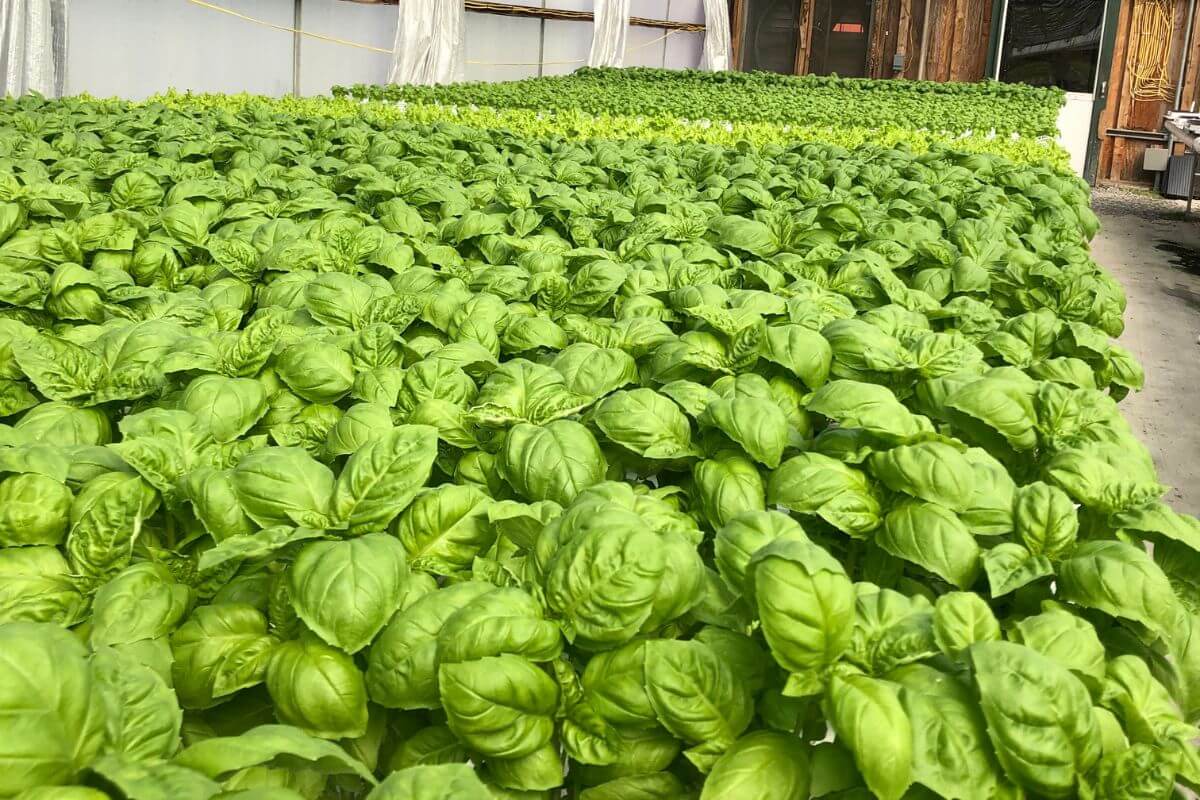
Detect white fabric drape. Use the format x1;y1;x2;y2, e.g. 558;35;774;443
588;0;631;68
701;0;731;71
388;0;464;86
0;0;65;97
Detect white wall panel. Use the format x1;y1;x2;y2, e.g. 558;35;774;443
297;0;393;95
67;0;293;98
668;0;704;23
464;12;542;82
631;0;668;16
664;31;703;69
541;19;592;75
65;0;711;99
626;24;668;67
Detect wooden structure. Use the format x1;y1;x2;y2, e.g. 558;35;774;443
731;0;995;82
729;0;1200;187
361;0;706;32
1095;0;1200;185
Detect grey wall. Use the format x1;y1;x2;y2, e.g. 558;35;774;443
65;0;708;99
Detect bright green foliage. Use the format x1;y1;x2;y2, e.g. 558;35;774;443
335;67;1065;137
155;92;1071;169
0;79;1193;800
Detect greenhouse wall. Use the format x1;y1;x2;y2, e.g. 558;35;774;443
67;0;295;97
63;0;705;99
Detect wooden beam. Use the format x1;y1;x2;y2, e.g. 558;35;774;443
353;0;707;32
476;2;706;31
928;0;956;82
866;0;891;77
975;0;993;79
1181;0;1200;114
904;0;928;78
876;0;903;78
795;0;816;75
1101;0;1135;181
897;0;913;76
947;0;972;80
730;0;748;70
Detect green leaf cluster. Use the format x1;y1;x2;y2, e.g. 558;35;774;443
0;87;1193;800
334;67;1065;138
152;92;1071;170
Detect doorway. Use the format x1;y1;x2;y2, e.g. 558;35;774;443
743;0;804;73
809;0;873;78
993;0;1108;175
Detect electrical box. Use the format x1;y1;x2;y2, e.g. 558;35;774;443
892;53;905;71
1144;148;1170;172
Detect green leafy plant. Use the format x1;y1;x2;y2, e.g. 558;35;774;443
0;86;1193;800
333;67;1065;138
152;92;1071;169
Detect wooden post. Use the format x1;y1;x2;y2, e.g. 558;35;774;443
730;0;747;69
1180;0;1200;113
948;0;972;80
1098;0;1134;181
867;0;882;76
928;0;956;82
898;0;913;77
795;0;816;74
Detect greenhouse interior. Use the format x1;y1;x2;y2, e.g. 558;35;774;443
0;0;1199;798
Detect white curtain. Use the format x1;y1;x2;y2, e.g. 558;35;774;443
389;0;464;86
701;0;731;71
0;0;65;97
588;0;631;68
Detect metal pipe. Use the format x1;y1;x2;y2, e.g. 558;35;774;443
1177;0;1197;111
292;0;302;97
663;0;672;69
537;0;546;77
917;0;931;80
993;0;1009;79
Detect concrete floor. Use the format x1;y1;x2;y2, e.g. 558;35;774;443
1090;187;1200;515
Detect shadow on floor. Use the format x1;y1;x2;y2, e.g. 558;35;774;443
1156;240;1200;277
1162;282;1200;313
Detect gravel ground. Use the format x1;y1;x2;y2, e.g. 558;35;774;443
1089;185;1200;515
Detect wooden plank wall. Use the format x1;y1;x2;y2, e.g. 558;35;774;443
741;0;990;82
794;0;815;75
919;0;993;81
827;0;991;81
731;0;748;70
1097;0;1199;185
867;0;903;77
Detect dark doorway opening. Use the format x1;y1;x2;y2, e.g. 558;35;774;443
743;0;803;73
997;0;1105;93
810;0;873;77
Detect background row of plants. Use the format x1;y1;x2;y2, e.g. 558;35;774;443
0;69;1192;800
331;68;1065;138
155;92;1068;171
